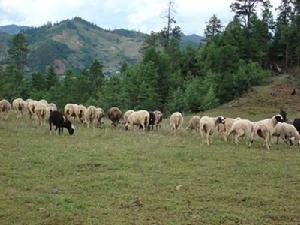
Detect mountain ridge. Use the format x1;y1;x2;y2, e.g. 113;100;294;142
0;17;204;74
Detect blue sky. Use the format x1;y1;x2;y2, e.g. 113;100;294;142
0;0;281;35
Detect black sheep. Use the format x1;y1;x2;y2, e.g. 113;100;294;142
49;110;75;135
293;118;300;134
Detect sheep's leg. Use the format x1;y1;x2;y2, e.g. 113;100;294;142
206;132;210;146
224;132;228;142
265;138;270;150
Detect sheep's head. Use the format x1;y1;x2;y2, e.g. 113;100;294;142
273;114;284;124
124;123;129;130
216;116;225;125
64;120;75;135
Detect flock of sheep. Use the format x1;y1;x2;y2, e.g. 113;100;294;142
1;97;300;150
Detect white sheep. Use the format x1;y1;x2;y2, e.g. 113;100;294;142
199;116;225;145
125;110;150;131
169;112;184;133
64;104;78;122
222;117;241;142
85;106;98;128
26;99;41;121
187;116;201;131
95;107;104;128
154;110;163;130
273;122;300;146
0;99;11;120
12;98;25;119
123;110;135;124
35;102;48;126
227;119;256;147
76;104;87;124
254;115;284;149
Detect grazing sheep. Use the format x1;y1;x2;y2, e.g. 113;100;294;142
123;110;135;124
12;98;25;119
0;99;11;120
27;99;38;120
222;117;241;142
125;110;150;131
95;107;104;128
35;102;48;126
108;107;122;127
187;116;201;131
293;118;300;134
170;112;184;133
255;115;284;149
273;122;300;146
154;110;163;130
39;99;48;105
49;110;75;135
85;106;98;128
148;111;156;130
64;104;78;122
227;119;256;147
199;116;225;145
48;103;57;112
76;104;87;124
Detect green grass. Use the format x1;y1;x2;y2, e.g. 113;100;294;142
1;111;300;225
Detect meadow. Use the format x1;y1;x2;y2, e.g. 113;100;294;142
1;110;300;225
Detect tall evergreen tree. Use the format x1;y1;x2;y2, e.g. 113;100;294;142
8;33;29;71
89;60;104;94
204;14;222;40
46;65;58;90
230;0;264;28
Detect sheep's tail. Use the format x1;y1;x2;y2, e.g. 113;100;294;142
202;124;207;133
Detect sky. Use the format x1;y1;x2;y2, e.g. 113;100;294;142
0;0;281;35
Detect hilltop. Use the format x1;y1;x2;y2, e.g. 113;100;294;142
206;72;300;120
0;17;204;74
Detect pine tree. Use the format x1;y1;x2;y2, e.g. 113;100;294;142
89;60;104;94
8;33;29;71
262;0;274;29
46;65;58;90
204;14;222;40
230;0;264;28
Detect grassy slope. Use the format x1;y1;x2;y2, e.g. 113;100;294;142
1;75;300;225
206;74;300;120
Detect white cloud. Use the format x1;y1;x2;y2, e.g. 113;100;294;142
0;0;282;35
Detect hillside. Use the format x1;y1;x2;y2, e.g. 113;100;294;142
23;17;145;74
206;73;300;120
0;18;204;74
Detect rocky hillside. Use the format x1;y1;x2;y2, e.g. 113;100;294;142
0;17;204;74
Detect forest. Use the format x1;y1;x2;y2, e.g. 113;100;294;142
0;0;299;114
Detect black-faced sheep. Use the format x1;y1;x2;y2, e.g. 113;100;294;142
199;116;225;145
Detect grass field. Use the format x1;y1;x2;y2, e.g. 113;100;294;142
1;113;300;225
1;75;300;225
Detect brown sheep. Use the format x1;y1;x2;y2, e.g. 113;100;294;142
108;107;122;127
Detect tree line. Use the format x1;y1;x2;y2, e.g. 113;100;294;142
0;0;299;114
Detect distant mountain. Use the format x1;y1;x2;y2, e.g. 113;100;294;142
0;24;30;34
0;18;204;74
181;34;205;47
